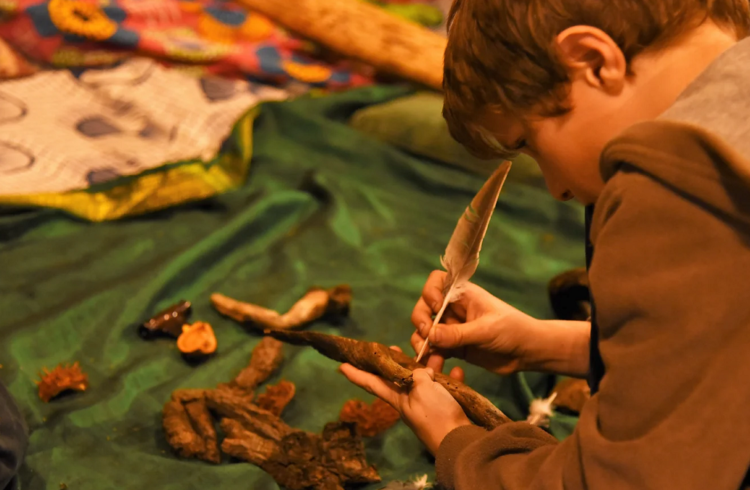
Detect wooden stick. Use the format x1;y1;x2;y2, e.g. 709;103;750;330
236;0;447;90
263;329;511;429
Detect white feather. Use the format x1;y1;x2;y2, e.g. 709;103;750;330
380;474;432;490
416;161;512;363
527;392;558;428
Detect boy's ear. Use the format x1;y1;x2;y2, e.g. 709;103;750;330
556;26;627;94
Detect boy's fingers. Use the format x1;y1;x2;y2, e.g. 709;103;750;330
411;298;434;333
426;352;445;373
449;366;465;383
422;271;448;305
411;331;427;354
389;345;403;353
412;368;435;385
443;310;462;325
339;363;400;408
430;321;485;349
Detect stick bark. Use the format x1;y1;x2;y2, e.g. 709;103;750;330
263;329;511;429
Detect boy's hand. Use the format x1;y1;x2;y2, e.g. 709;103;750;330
339;347;472;455
412;270;544;375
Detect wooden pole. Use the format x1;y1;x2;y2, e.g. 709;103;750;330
237;0;447;91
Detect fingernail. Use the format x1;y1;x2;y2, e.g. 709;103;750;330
419;322;426;334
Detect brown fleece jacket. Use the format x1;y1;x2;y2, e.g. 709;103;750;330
436;37;750;490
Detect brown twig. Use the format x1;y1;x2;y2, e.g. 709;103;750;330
229;337;285;392
262;329;511;429
263;328;414;389
211;285;351;330
163;390;220;464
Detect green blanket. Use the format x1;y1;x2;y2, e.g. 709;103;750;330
0;86;585;490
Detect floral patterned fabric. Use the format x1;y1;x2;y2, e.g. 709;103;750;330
0;0;436;90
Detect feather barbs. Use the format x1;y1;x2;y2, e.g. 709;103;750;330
416;161;512;363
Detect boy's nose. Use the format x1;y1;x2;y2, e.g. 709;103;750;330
544;178;573;202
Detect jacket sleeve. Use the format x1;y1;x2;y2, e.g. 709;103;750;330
436;163;750;490
0;382;27;490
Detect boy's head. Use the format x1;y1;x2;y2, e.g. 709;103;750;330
444;0;750;204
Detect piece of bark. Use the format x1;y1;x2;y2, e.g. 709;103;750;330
210;285;352;330
138;300;192;339
222;419;379;490
264;329;414;389
183;398;221;463
320;422;381;485
551;378;591;414
263;329;511;429
220;418;278;466
206;388;292;442
164;337;380;489
36;362;89;403
230;337;284;392
163;399;206;460
211;389;379;490
236;0;446;90
170;389;207;403
339;398;400;437
163;393;221;464
255;380;296;416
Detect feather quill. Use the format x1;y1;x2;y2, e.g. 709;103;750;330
416;161;512;363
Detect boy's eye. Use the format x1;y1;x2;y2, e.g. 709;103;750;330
509;139;527;151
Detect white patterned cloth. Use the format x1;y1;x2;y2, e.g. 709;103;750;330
0;58;287;195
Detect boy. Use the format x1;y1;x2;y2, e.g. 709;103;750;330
340;0;750;488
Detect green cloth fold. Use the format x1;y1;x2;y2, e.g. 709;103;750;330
0;86;583;490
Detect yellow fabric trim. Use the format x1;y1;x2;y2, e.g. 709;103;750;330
0;106;257;222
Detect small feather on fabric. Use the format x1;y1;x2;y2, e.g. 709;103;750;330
381;474;432;490
527;392;558;428
416;161;512;363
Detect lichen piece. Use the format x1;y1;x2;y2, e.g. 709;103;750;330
36;362;89;403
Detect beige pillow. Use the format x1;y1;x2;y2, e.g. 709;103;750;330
349;91;544;185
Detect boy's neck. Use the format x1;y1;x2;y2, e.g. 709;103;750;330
631;21;739;117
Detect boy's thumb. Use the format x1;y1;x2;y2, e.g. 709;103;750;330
431;322;482;349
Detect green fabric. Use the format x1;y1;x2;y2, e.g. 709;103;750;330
0;86;584;490
349;91;545;184
363;0;444;27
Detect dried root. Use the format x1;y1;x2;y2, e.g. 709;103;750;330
263;329;511;429
229;337;284;392
163;390;220;464
265;328;414;389
36;362;89;403
211;392;379;490
339;398;400;437
211;285;352;330
162;336;380;489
